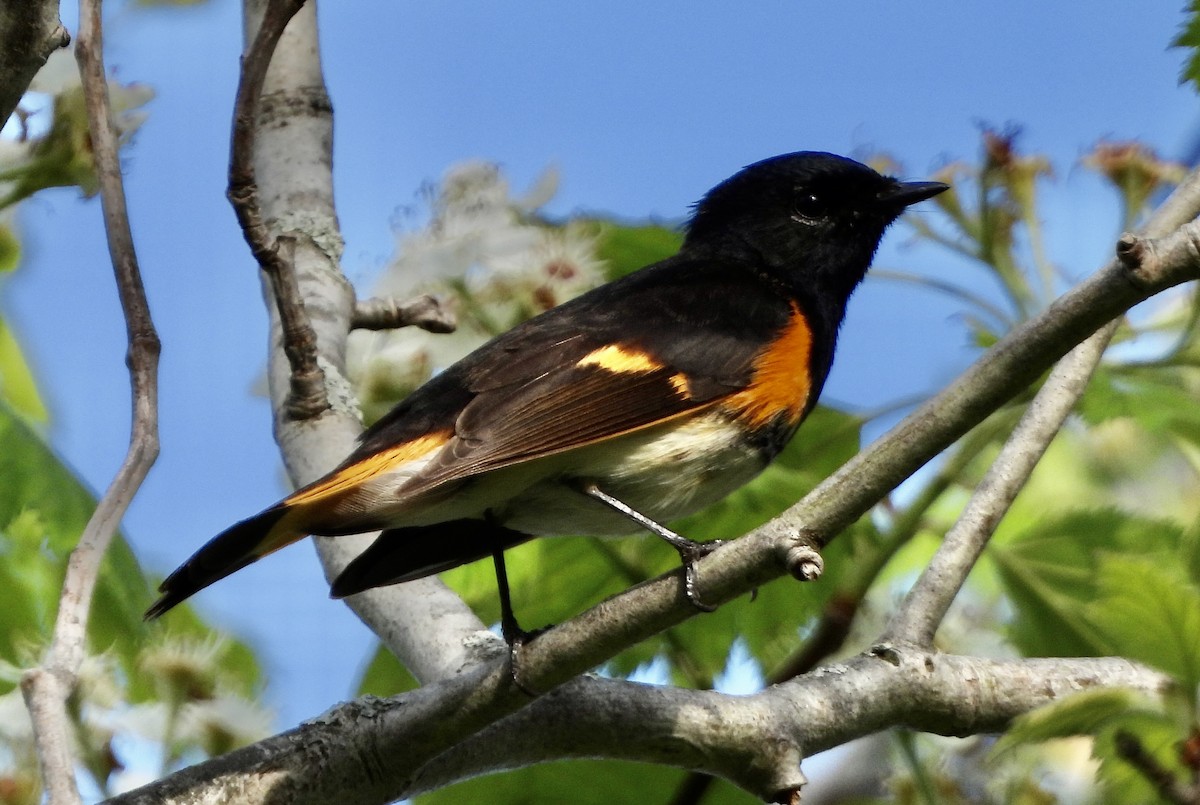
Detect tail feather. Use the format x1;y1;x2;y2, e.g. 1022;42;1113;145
145;506;296;620
330;520;530;599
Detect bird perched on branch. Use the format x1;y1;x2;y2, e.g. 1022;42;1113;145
146;151;946;651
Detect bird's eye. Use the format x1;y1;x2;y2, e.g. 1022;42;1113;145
792;192;826;223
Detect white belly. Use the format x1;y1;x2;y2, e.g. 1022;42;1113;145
494;410;767;536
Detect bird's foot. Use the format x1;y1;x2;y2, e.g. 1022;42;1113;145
500;614;551;696
673;538;726;612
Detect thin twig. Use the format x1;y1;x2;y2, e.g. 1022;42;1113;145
871;268;1014;330
1114;730;1200;805
885;319;1118;645
352;294;456;333
882;160;1200;646
19;1;160;802
227;0;325;420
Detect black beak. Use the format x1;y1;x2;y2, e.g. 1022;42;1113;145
878;180;949;210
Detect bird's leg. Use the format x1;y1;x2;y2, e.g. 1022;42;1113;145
492;551;535;695
579;482;724;612
491;546;523;645
491;547;541;695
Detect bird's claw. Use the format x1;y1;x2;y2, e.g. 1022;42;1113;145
676;538;726;612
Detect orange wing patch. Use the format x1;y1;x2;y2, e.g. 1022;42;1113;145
668;372;692;399
284;430;452;508
576;344;663;374
724;304;813;428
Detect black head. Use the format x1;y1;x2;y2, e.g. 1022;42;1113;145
685;151;947;302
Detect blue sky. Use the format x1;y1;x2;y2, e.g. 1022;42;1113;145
4;1;1196;738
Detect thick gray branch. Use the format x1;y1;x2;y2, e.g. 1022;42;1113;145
242;0;489;683
0;1;70;129
108;648;1167;804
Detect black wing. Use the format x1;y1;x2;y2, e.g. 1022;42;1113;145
335;255;794;499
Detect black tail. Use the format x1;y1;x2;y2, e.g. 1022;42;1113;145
330;519;531;598
145;506;293;619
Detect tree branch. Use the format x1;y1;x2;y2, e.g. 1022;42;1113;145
227;0;328;420
0;1;70;129
352;294;456;333
108;649;1168;804
20;1;159;802
668;414;1021;805
883;162;1200;644
884;320;1118;645
240;0;490;683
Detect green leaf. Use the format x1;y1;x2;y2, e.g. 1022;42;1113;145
0;82;152;210
0;317;47;421
0;87;98;208
356;642;419;697
993;688;1162;755
0;399;261;700
584;219;684;280
0;399;148;686
1085;556;1200;700
417;759;757;805
1173;1;1200;93
1079;365;1200;442
0;222;19;272
992;509;1187;660
993;688;1183;805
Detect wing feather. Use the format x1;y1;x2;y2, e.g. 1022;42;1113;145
339;255;799;503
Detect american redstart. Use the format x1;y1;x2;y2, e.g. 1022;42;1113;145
146;151;947;645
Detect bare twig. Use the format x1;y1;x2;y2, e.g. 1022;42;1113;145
1114;730;1200;805
884;320;1117;645
227;0;325;420
880;163;1200;647
352;294;456;333
0;2;70;129
19;1;160;803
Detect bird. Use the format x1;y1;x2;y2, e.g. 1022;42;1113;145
145;151;947;647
